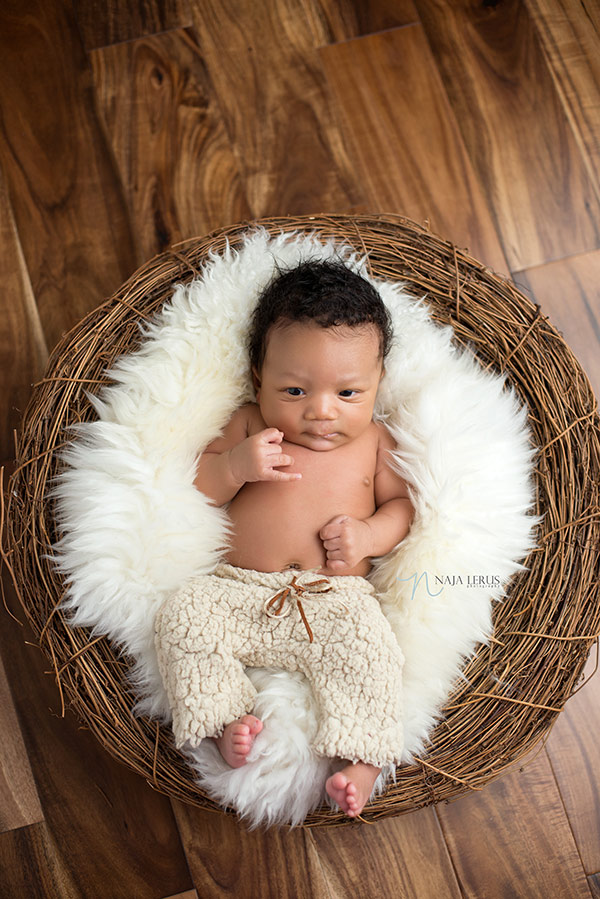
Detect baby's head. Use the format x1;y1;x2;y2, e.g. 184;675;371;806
248;259;392;374
248;260;392;450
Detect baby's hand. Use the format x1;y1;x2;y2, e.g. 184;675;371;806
319;515;372;572
228;428;301;485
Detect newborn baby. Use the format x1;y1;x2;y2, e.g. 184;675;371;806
155;260;414;818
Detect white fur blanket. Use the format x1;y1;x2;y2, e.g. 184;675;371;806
53;230;538;827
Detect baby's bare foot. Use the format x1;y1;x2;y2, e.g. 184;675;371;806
213;715;263;768
326;762;381;818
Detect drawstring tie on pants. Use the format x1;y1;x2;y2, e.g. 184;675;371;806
263;572;348;642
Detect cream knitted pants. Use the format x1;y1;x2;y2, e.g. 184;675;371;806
154;563;404;767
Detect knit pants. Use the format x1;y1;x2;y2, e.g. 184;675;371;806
154;563;404;767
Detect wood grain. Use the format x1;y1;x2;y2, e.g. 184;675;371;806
310;806;462;898
414;0;600;270
319;26;509;272
0;649;43;834
0;167;47;463
190;0;360;217
171;802;330;898
75;0;193;50
515;251;600;400
525;0;600;199
0;822;81;899
303;0;418;45
0;576;193;899
0;0;137;353
437;747;592;898
1;0;600;892
90;29;250;262
543;651;600;875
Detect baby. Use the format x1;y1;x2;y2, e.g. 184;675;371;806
155;260;413;818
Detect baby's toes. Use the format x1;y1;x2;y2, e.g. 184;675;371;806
326;772;349;808
240;714;263;735
346;798;358;816
331;772;347;793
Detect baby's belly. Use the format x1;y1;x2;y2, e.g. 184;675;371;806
224;478;375;577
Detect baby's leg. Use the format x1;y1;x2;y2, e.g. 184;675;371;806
308;589;404;768
326;762;381;818
213;715;263;768
298;583;403;817
154;576;258;748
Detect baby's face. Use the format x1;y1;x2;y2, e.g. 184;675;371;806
253;321;383;451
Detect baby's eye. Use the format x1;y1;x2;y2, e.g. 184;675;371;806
339;389;357;398
285;387;304;397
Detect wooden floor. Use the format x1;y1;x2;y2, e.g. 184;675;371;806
1;1;599;896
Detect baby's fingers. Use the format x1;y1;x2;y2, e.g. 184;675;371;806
319;515;348;540
267;469;302;481
263;463;302;481
326;558;350;572
270;452;295;468
264;453;301;481
322;537;340;551
259;428;284;445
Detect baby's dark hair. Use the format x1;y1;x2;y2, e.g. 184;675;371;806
248;259;392;372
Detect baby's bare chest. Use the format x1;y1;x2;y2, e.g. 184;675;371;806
229;438;378;531
284;440;376;508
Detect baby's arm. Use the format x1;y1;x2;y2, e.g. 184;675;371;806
366;423;414;553
320;424;414;572
193;405;301;507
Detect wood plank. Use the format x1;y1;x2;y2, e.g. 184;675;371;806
543;650;600;875
190;0;360;217
319;26;509;273
0;648;44;834
75;0;193;50
310;806;462;898
0;822;81;899
414;0;600;270
0;166;47;462
171;801;330;898
0;0;137;353
0;575;193;899
590;872;600;899
90;29;250;262
306;0;419;44
525;0;600;198
583;0;600;37
514;251;600;400
437;747;592;898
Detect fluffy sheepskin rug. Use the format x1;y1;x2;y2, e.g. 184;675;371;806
53;229;538;827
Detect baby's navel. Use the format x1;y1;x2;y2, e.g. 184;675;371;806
363;476;371;487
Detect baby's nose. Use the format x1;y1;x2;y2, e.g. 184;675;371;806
307;394;337;419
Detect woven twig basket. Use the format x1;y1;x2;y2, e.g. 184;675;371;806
3;214;600;826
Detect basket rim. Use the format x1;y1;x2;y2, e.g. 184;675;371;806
3;213;600;826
